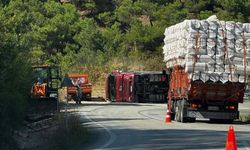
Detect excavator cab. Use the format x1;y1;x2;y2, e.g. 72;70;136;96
31;65;61;100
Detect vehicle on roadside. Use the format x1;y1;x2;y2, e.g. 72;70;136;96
163;16;249;123
105;70;169;103
67;73;92;103
168;66;245;123
105;71;117;102
30;65;62;113
31;65;61;100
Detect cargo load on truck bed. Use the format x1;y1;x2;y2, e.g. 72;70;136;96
163;16;250;123
163;15;250;83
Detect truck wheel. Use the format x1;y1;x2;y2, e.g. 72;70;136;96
175;100;181;122
180;100;187;123
170;100;176;120
171;112;175;120
174;101;178;121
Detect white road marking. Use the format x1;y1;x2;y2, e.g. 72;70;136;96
77;103;250;150
79;110;116;150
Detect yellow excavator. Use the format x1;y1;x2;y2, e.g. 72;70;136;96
31;65;61;100
29;65;62;115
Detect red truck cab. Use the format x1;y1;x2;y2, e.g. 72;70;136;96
122;73;135;102
106;71;135;102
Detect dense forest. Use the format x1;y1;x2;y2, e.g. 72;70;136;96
1;0;250;149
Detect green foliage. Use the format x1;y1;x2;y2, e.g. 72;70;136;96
0;91;28;150
0;0;34;148
102;22;123;56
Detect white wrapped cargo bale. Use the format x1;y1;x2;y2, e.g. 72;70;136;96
188;72;201;81
243;23;250;32
185;55;215;64
224;65;236;73
235;65;250;75
220;73;229;83
214;55;224;65
200;73;210;82
226;21;235;32
185;62;206;73
233;57;243;65
235;22;243;32
187;46;207;55
207;47;215;56
215;64;225;73
226;39;235;48
246;39;250;48
209;73;220;82
207;63;215;73
239;75;247;83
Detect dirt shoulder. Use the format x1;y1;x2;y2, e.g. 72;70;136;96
15;113;88;150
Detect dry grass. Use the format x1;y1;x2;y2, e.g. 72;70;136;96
92;80;106;98
42;114;88;150
239;114;250;123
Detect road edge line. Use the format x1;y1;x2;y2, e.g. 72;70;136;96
79;110;116;149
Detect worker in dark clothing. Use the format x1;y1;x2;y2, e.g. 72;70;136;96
76;85;82;104
161;68;167;81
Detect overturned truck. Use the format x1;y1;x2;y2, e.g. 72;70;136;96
105;70;169;103
163;16;250;122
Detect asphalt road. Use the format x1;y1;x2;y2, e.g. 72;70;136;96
75;101;250;150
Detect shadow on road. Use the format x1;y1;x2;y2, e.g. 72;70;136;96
83;127;250;150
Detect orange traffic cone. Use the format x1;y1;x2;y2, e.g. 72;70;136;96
165;109;171;123
225;126;237;150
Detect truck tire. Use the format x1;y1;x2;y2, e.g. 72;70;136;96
170;100;176;120
180;99;188;123
175;100;181;122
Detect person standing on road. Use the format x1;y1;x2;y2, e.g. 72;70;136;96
76;84;82;104
71;78;83;104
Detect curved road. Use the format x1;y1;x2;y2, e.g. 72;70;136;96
75;102;250;150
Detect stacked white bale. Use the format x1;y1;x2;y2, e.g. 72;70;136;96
163;15;250;83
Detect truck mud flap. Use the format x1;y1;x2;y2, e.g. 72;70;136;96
187;110;239;120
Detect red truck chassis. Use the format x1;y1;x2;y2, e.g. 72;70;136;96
169;66;246;122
